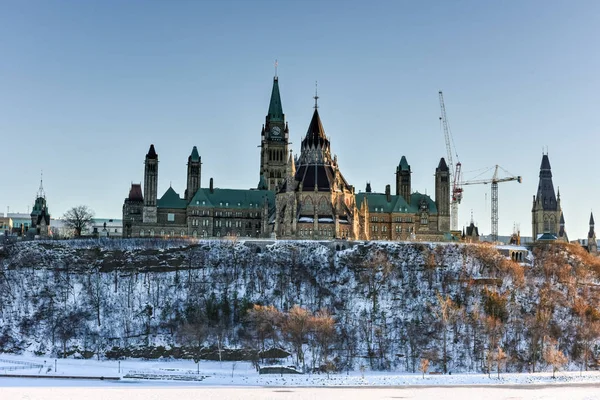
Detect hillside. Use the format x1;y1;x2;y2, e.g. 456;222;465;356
0;239;599;374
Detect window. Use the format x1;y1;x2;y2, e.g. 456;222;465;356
167;213;175;222
140;230;145;237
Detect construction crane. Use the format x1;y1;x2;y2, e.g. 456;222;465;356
462;165;522;242
438;91;463;231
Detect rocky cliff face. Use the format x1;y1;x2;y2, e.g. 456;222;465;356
0;239;599;373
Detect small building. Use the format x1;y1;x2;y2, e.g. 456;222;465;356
0;217;12;235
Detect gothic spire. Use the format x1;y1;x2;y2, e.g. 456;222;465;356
37;170;45;199
189;146;200;162
146;144;158;159
267;76;284;122
535;153;557;211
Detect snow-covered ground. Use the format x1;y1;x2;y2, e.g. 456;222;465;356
1;355;600;399
1;353;600;388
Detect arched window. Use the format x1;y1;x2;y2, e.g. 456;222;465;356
193;230;197;238
140;230;145;237
150;229;154;236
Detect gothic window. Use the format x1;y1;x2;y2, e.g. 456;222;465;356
193;230;197;238
150;230;154;236
140;230;145;237
180;230;185;237
160;230;165;236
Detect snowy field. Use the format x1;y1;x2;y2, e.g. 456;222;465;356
1;354;600;399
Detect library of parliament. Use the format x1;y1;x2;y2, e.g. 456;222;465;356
122;75;451;241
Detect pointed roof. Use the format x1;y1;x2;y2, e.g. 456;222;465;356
189;146;200;162
302;109;328;148
399;156;410;171
437;157;449;171
535;153;558;211
590;212;595;226
560;213;565;225
267;77;284;122
540;154;551;170
128;184;143;202
287;151;296;175
157;187;186;209
146;144;158;159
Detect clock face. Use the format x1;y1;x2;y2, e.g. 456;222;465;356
271;126;281;136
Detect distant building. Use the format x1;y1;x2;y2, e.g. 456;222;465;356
89;218;123;237
532;154;567;242
0;217;12;236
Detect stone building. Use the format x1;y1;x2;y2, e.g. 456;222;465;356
123;74;451;241
532;154;566;242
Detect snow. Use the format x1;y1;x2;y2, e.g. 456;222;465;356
298;217;314;222
1;355;600;399
1;353;600;388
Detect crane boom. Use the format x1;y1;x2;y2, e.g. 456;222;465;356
439;91;462;231
461;165;522;242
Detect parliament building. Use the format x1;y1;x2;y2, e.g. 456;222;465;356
123;75;451;241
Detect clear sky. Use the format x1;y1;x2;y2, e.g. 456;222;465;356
1;0;599;239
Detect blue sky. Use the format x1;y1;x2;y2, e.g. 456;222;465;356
1;1;598;239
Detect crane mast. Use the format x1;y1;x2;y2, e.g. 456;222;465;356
438;91;462;231
462;165;522;242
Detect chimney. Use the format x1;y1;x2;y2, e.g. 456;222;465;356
385;184;391;202
209;177;214;193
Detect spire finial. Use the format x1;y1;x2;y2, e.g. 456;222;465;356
314;81;319;109
470;209;474;224
274;59;278;78
37;170;45;199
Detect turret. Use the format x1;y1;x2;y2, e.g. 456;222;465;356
260;75;289;191
143;144;158;223
396;156;411;204
435;157;450;232
532;153;561;239
589;212;597;254
185;146;201;202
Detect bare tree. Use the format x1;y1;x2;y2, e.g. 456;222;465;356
63;205;95;237
543;337;568;378
283;305;313;370
419;358;429;379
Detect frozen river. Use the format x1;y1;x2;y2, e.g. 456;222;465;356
1;382;600;400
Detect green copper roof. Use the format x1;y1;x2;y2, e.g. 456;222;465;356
399;156;410;171
158;187;187;209
355;191;437;214
190;146;200;162
268;77;284;122
189;187;274;209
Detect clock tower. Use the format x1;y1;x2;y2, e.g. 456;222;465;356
259;74;289;191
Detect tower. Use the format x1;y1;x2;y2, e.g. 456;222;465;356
396;155;411;204
435;157;450;232
30;171;50;236
589;212;597;254
532;153;561;239
185;146;201;202
143;144;158;224
259;74;289;191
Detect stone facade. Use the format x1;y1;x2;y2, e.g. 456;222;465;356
532;154;567;242
123;75;451;241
